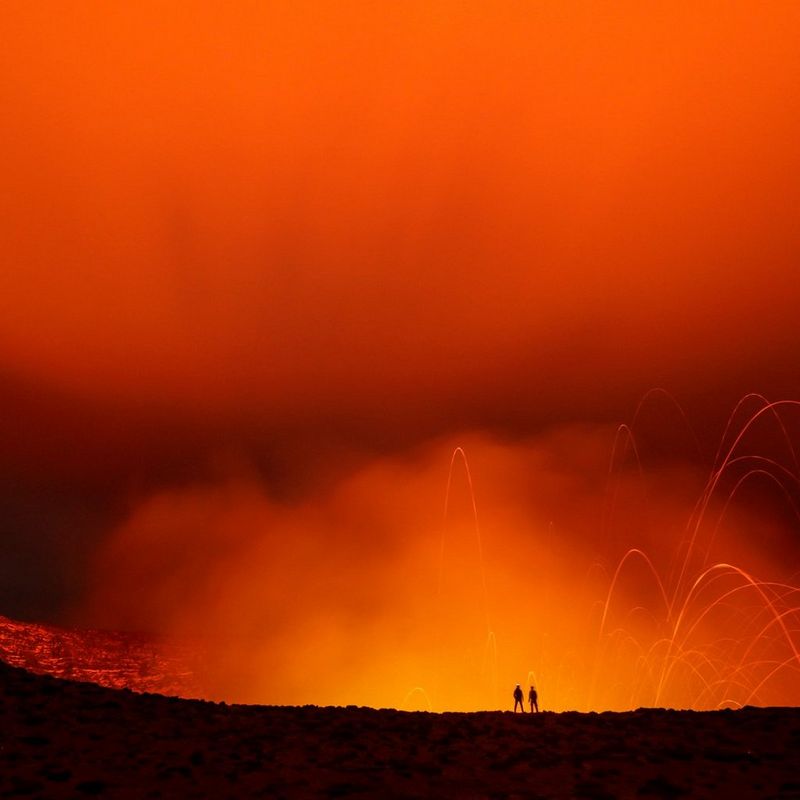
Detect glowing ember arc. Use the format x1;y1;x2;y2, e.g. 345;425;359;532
46;393;800;712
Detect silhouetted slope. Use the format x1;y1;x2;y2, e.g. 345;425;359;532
2;657;799;798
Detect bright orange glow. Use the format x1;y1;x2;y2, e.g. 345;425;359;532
2;4;800;710
81;399;800;710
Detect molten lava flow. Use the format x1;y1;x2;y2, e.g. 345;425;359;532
0;614;201;697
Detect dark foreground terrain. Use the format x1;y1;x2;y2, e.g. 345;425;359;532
2;659;799;798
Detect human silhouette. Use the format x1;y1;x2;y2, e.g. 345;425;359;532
528;685;539;713
513;684;524;712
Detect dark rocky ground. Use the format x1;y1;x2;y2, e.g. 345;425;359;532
2;658;800;798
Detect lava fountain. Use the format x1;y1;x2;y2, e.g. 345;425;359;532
67;394;800;712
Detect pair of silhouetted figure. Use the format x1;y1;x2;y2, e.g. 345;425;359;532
513;684;539;713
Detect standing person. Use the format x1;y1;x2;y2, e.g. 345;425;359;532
528;685;539;713
513;684;524;712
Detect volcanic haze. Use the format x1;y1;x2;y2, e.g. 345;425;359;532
2;2;800;711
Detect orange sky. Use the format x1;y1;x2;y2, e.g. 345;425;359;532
2;2;800;710
2;2;800;418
